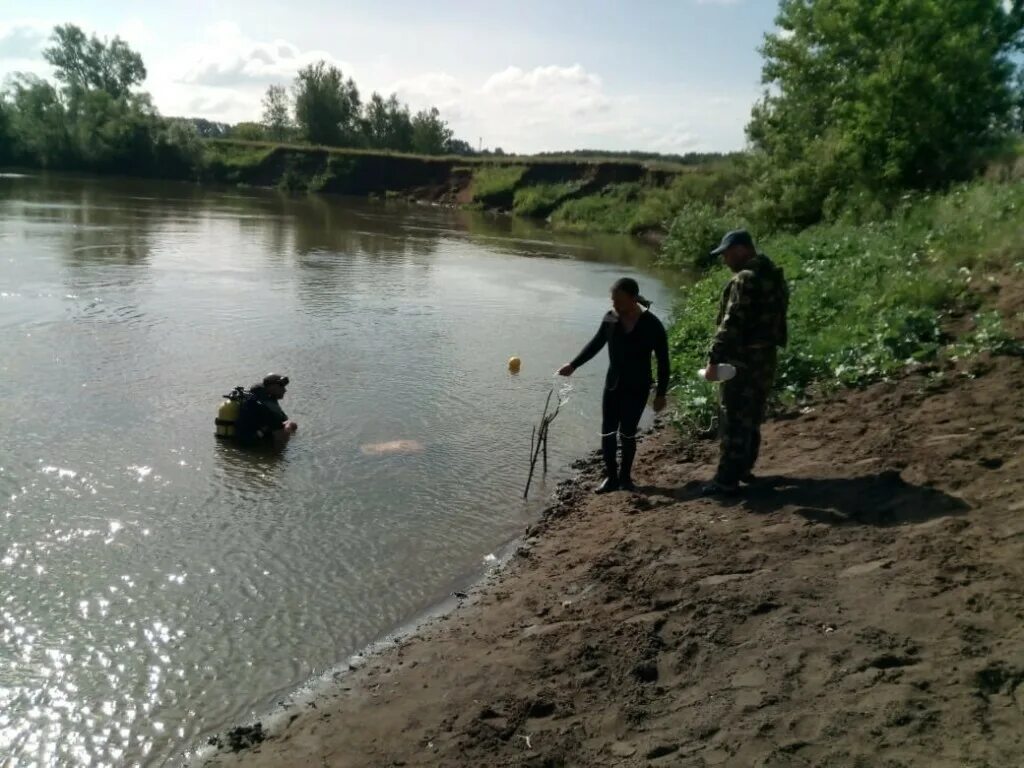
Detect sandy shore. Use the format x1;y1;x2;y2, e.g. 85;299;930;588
199;347;1024;767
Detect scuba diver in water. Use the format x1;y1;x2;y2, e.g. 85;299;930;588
217;373;298;447
558;278;670;493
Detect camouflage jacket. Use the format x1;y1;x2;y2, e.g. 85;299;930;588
709;254;789;365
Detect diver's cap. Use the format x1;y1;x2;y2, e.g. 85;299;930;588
263;373;290;387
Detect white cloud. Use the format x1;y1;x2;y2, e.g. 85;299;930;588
388;63;745;154
115;19;154;48
179;22;350;88
0;23;52;83
391;72;466;119
481;64;611;116
184;93;253;120
146;80;256;123
0;23;47;60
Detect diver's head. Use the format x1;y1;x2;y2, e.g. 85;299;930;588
262;373;290;400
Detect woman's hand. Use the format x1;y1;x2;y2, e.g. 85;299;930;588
557;363;575;377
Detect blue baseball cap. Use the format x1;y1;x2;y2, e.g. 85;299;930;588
710;229;755;256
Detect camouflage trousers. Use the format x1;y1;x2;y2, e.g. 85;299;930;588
715;347;777;487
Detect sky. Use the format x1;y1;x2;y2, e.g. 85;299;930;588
0;0;780;155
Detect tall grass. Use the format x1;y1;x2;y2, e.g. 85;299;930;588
512;182;580;217
549;184;644;232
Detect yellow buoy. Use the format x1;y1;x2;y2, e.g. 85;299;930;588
508;356;522;374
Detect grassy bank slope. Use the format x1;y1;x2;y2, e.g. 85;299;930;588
199;139;713;233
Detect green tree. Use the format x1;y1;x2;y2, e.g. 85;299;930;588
361;92;413;150
0;98;12;164
230;121;267;141
43;23;146;100
7;74;71;167
67;89;160;170
261;84;293;141
445;138;475;156
293;61;361;146
410;106;453;155
748;0;1024;228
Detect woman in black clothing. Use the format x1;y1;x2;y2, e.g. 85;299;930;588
558;278;670;493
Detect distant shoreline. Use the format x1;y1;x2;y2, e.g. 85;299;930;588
2;140;708;239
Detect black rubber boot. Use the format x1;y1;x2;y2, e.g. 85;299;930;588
618;435;637;492
596;433;620;494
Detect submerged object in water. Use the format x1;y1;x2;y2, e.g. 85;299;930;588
359;439;424;456
215;386;248;438
508;356;522;373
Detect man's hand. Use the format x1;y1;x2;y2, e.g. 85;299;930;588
557;363;575;377
283;420;298;433
704;363;719;382
652;394;667;413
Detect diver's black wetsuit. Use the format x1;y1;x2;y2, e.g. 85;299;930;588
571;309;670;485
234;385;289;445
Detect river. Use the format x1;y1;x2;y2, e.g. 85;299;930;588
0;172;674;766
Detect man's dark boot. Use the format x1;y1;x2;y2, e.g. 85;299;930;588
596;433;620;494
618;435;637;492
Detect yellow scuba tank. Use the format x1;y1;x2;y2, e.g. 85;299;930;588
215;386;247;438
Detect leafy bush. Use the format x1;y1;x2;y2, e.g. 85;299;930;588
660;202;744;270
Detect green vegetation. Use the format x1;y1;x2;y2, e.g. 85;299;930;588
666;179;1024;433
745;0;1024;230
657;0;1024;434
471;165;527;205
545;159;749;236
259;61;460;154
549;184;646;233
512;182;581;217
0;22;471;181
533;149;741;168
0;24;200;177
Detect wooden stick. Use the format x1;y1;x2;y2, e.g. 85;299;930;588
523;388;562;499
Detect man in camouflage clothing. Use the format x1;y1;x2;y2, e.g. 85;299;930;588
702;230;789;495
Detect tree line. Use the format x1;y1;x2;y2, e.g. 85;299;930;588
0;24;202;175
254;62;472;155
0;24;473;177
